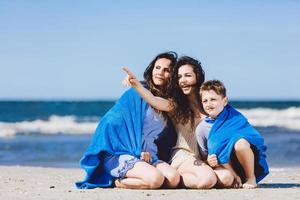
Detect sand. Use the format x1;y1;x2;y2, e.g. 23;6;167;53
0;166;299;200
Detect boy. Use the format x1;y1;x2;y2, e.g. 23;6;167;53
196;80;269;189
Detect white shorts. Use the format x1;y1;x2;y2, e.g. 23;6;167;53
170;149;201;169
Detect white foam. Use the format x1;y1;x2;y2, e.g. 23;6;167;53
238;107;300;131
0;115;98;138
1;107;300;138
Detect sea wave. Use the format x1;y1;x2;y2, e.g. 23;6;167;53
0;115;98;138
1;107;300;138
239;107;300;131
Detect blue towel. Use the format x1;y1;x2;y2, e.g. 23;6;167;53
76;88;148;189
208;104;269;183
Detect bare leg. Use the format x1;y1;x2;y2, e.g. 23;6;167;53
213;166;234;188
234;138;257;189
177;158;217;189
116;161;165;189
156;162;180;188
222;163;242;188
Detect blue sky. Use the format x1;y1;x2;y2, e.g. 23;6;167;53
1;1;299;100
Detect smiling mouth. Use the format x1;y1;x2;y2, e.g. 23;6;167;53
180;85;191;90
154;76;164;80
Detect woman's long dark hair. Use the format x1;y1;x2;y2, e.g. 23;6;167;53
143;51;178;120
170;56;205;127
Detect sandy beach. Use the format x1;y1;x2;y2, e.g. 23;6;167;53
0;166;299;200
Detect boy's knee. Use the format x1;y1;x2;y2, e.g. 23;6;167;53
234;138;250;152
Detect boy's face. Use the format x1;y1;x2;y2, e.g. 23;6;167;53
201;90;228;118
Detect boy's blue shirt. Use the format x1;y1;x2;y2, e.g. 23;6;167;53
207;104;269;183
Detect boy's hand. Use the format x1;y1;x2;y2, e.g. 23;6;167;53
122;67;139;87
141;152;152;163
207;154;219;168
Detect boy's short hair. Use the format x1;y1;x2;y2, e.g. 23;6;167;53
200;80;227;98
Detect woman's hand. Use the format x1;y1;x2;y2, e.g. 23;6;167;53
140;152;152;163
122;67;139;87
121;67;172;112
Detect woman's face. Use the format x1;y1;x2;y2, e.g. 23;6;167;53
178;64;197;95
152;58;171;86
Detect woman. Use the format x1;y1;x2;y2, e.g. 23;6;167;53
76;52;180;189
123;56;234;189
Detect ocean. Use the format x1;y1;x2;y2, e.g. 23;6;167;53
0;100;300;168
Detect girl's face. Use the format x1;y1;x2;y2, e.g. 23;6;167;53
152;58;171;86
201;89;228;118
178;64;197;95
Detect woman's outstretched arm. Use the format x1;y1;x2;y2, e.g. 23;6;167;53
122;67;173;112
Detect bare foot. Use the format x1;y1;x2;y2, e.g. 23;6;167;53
242;178;257;189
